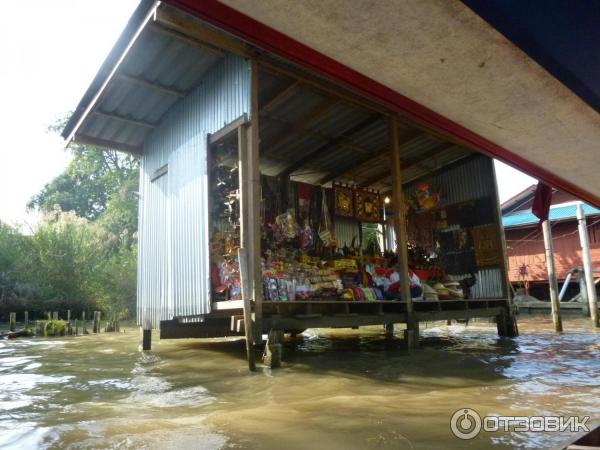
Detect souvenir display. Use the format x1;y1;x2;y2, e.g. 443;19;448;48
333;184;354;218
414;183;440;211
354;188;381;223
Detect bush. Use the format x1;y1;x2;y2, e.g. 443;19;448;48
44;320;67;337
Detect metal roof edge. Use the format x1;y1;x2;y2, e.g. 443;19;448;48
61;0;157;141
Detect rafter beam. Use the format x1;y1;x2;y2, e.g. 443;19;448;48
93;110;157;129
155;5;249;57
358;143;457;187
319;130;424;185
148;22;226;57
115;73;186;98
279;114;382;177
260;99;339;153
261;81;300;112
74;134;142;155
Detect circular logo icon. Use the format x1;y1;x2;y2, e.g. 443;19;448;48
450;408;482;440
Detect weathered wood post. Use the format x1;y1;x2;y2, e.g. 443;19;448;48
263;329;282;369
9;313;16;332
238;247;256;371
82;311;87;335
93;311;100;333
67;310;72;335
74;319;78;336
142;317;152;351
390;116;418;348
47;312;51;320
542;219;563;332
576;203;599;327
53;312;58;321
24;311;29;329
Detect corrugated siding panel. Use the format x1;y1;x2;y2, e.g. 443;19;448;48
405;155;494;207
472;268;504;299
335;217;361;247
137;54;251;327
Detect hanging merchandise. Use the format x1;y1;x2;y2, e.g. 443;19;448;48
319;188;335;246
354;188;381;223
471;224;503;267
413;183;440;211
272;210;300;243
333;184;354;218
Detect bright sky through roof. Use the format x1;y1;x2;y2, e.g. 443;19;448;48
0;1;536;228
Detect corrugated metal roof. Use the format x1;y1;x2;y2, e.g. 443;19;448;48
502;203;600;228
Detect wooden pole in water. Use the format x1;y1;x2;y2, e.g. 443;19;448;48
542;219;563;332
576;203;599;327
238;247;256;371
53;311;58;321
9;313;16;332
24;311;28;329
390;116;418;348
82;311;87;335
142;317;152;351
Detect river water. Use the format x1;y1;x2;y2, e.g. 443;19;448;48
0;315;598;449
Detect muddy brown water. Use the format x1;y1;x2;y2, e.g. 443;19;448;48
0;316;598;449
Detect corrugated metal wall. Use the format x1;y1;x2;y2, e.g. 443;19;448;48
388;156;505;298
138;54;251;327
405;155;494;207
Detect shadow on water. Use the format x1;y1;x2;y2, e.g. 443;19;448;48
168;323;522;385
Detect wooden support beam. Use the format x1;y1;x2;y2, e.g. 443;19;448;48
74;134;142;155
147;22;226;57
155;5;250;57
208;114;249;145
576;203;600;327
319;130;424;185
93;110;157;129
390;116;418;348
358;142;456;188
490;158;519;337
115;73;186;98
260;99;339;155
249;60;263;343
261;81;300;112
279;114;381;177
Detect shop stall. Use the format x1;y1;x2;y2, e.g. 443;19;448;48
61;3;518;367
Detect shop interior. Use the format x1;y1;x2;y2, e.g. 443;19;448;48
207;63;508;315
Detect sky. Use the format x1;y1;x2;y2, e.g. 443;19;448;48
0;1;536;228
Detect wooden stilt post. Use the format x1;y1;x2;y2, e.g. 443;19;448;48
576;203;599;327
390;116;418;348
82;311;87;335
542;219;563;332
263;329;282;369
490;159;518;337
67;310;72;335
9;313;16;332
142;318;152;351
24;311;29;329
384;323;394;337
52;311;58;321
238;247;256;371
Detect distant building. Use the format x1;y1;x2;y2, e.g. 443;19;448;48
502;186;600;299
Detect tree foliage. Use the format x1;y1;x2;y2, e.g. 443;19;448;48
1;117;140;319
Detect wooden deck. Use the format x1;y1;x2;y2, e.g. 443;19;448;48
210;298;508;331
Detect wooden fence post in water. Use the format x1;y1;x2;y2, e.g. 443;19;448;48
74;319;78;336
24;311;28;329
542;219;563;332
238;247;256;371
9;313;16;332
82;311;87;334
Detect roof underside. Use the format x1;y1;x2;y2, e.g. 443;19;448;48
167;0;600;207
64;3;474;191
